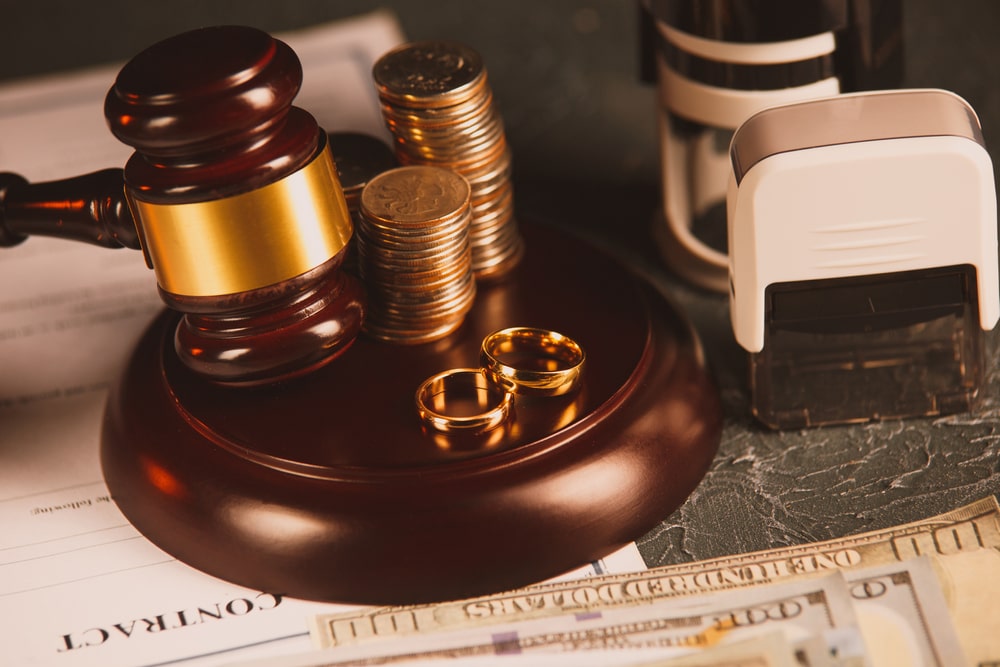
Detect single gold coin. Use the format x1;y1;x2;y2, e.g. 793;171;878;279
360;165;471;226
373;41;485;108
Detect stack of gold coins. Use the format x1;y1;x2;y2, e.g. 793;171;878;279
357;165;476;344
373;40;523;282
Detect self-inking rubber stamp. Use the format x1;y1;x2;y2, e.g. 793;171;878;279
728;89;998;429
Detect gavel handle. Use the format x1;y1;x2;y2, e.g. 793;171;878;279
0;169;141;250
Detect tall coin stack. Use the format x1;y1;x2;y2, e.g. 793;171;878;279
357;165;476;344
373;40;523;282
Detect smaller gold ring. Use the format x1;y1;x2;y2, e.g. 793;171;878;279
415;368;513;434
480;327;585;397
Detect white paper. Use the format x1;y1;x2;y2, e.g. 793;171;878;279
0;12;648;667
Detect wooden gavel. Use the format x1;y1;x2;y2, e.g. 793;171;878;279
0;25;365;385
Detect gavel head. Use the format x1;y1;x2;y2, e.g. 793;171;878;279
104;25;365;385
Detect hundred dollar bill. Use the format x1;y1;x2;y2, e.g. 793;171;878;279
846;556;966;666
309;496;1000;664
257;574;863;667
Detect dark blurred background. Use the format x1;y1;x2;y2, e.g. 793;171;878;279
3;1;997;187
2;1;998;565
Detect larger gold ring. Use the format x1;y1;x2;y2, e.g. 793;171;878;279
480;327;585;397
415;368;513;434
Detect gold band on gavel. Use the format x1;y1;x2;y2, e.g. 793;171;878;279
127;139;353;297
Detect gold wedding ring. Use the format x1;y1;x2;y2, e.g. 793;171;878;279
415;368;513;434
480;327;585;397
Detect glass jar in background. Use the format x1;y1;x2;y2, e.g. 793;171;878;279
639;0;903;292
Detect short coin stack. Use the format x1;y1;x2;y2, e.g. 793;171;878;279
373;40;523;282
327;131;397;222
357;165;476;344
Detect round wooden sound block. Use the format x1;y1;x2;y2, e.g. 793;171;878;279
100;222;722;604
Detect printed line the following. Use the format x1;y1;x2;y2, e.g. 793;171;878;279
0;479;106;504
